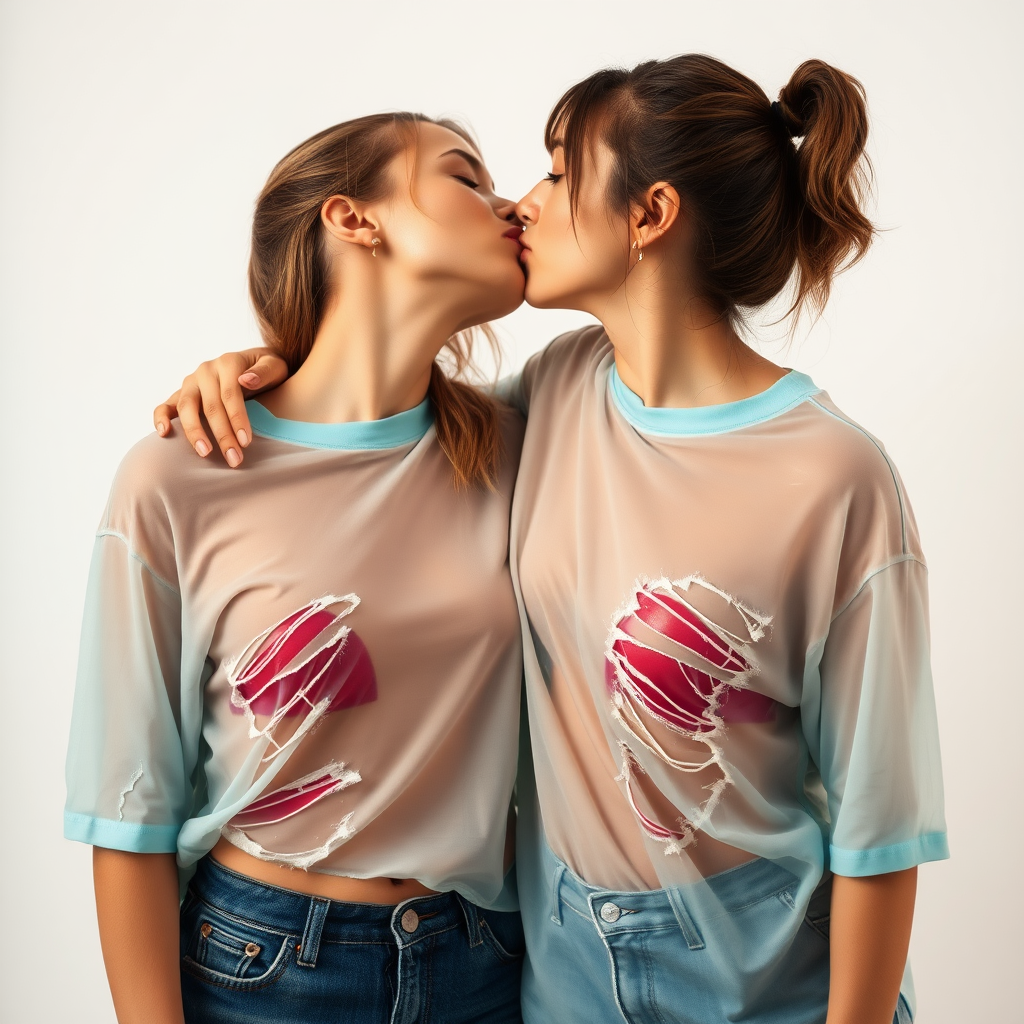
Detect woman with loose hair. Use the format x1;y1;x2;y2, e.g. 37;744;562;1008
65;113;530;1023
152;55;947;1024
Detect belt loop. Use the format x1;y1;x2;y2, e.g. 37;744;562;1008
457;894;484;948
666;886;705;951
549;862;566;926
296;897;331;967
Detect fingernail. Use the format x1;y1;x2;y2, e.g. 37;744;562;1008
226;448;241;467
157;421;168;436
195;439;211;457
237;429;249;447
239;373;260;387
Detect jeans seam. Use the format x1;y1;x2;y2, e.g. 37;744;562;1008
186;891;294;939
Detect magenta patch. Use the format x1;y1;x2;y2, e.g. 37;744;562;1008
606;580;775;734
231;765;358;829
230;598;377;718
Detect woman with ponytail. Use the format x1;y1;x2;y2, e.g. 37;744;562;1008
505;56;944;1024
153;55;947;1024
65;114;529;1023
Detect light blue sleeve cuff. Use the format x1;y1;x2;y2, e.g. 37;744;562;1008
64;812;181;853
829;832;949;877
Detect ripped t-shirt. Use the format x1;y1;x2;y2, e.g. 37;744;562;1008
65;398;524;908
506;328;947;1007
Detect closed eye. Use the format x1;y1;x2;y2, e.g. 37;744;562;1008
454;175;480;189
545;172;563;184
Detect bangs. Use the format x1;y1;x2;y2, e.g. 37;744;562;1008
544;68;630;216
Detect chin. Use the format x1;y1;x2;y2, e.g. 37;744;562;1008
524;280;560;309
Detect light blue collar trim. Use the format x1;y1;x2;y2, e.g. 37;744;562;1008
246;398;432;450
609;366;821;437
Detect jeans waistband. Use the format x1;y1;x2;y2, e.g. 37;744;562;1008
190;855;484;952
541;837;801;945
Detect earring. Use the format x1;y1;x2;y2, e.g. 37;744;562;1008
371;237;381;257
632;240;643;262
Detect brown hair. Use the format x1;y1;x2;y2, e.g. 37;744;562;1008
248;112;503;490
548;55;873;322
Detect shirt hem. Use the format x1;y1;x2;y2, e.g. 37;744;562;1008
829;832;949;877
64;812;181;853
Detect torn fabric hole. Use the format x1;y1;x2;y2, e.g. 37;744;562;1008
222;814;358;871
606;575;771;849
117;764;144;821
605;575;775;735
229;762;360;830
226;595;377;758
616;743;730;856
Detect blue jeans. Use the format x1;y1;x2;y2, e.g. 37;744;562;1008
179;856;524;1024
519;831;913;1024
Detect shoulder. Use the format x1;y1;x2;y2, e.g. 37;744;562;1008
106;428;211;514
795;390;925;590
99;428;215;573
521;324;610;402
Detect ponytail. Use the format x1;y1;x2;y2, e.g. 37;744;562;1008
546;54;874;324
776;60;874;316
248;113;504;490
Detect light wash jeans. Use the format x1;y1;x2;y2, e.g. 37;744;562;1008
518;828;912;1024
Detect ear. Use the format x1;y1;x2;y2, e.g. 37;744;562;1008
630;182;682;250
321;195;381;253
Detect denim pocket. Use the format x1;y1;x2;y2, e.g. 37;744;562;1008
478;909;526;963
181;896;291;989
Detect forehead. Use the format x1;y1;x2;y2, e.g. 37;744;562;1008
415;121;484;164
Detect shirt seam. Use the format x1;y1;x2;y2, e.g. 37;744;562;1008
96;529;180;595
829;832;947;859
808;397;908;554
828;554;928;626
609;370;822;438
248;426;427;452
64;811;182;834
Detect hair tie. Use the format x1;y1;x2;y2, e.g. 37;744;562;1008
770;100;799;138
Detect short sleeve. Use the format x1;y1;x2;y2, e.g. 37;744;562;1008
494;332;587;417
63;531;188;853
804;556;949;876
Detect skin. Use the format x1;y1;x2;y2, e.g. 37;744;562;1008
97;121;524;1024
152;130;917;1024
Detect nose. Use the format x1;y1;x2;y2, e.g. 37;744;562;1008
515;191;537;226
494;194;522;225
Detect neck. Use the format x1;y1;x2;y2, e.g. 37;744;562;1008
591;258;786;409
260;260;460;424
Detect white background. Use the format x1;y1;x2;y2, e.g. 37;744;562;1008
1;1;1021;1021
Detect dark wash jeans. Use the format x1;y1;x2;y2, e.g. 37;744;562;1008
179;856;524;1024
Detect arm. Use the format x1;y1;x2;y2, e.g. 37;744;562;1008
826;868;917;1024
93;849;184;1024
153;347;289;467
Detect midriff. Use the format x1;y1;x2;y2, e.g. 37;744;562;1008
210;837;438;904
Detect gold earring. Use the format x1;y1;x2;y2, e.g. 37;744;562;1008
371;237;381;257
632;240;643;262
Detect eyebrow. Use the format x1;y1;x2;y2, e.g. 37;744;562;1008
438;148;495;192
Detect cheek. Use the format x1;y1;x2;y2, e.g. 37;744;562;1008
528;211;622;302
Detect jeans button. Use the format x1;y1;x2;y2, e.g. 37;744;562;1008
600;902;621;923
400;909;420;933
